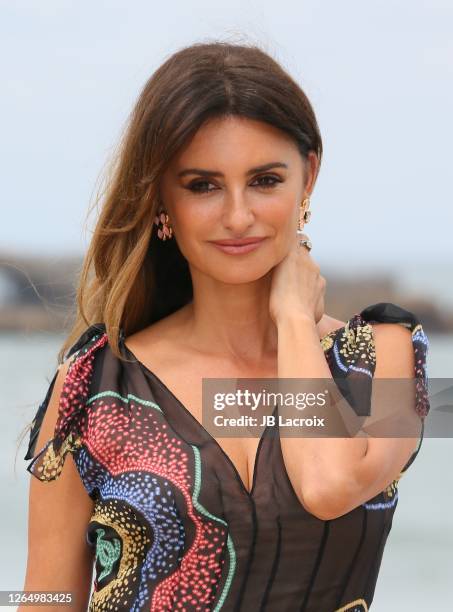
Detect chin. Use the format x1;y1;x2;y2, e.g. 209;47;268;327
206;263;274;285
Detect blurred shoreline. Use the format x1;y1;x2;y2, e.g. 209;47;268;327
1;252;453;333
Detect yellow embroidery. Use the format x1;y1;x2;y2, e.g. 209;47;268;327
89;500;152;609
335;598;369;611
338;321;376;366
321;334;334;352
384;472;403;498
33;432;83;481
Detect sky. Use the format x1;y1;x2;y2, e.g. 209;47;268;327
1;0;452;274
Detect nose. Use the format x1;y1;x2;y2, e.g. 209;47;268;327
221;191;255;235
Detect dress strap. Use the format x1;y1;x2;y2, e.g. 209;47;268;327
63;322;107;361
24;323;108;472
359;301;422;329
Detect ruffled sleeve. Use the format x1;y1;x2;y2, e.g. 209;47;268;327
359;301;430;417
361;302;430;472
24;323;108;482
326;301;430;472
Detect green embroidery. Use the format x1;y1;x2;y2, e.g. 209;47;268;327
191;445;236;611
95;528;121;581
87;390;163;412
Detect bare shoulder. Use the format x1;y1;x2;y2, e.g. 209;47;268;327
318;313;347;338
370;321;415;378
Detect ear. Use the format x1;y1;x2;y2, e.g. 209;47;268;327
304;150;320;194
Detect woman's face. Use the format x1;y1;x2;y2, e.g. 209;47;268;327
159;115;318;284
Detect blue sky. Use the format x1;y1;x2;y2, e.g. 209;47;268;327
1;0;452;273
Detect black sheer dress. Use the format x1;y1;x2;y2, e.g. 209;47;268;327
24;302;430;611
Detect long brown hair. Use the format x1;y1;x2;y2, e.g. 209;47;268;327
59;40;323;364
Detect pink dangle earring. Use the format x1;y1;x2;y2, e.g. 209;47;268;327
153;208;174;241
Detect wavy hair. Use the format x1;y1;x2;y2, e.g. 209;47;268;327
58;39;323;364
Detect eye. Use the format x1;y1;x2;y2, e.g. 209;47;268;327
187;174;283;194
252;174;282;189
187;180;217;193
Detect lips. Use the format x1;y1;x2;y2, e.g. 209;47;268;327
209;237;267;255
210;238;266;246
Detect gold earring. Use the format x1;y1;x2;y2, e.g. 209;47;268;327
297;197;311;236
301;197;311;224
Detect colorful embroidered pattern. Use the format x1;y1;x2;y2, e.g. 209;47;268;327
28;329;234;610
56;383;231;609
24;302;430;611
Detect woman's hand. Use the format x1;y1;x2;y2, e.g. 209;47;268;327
269;232;326;326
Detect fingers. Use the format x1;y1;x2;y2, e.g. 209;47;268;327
295;231;313;254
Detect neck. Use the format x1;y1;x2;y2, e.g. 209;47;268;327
182;273;278;363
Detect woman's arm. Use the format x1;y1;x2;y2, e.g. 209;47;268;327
20;360;95;612
277;314;420;521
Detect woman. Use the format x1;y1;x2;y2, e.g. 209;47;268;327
22;41;430;611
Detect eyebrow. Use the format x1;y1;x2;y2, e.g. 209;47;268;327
177;161;289;178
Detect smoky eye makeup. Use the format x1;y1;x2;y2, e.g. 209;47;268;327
185;174;284;194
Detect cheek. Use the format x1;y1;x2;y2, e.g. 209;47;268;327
265;200;298;257
174;200;214;230
264;198;297;232
171;206;212;259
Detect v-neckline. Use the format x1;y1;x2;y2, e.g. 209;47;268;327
120;324;344;499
